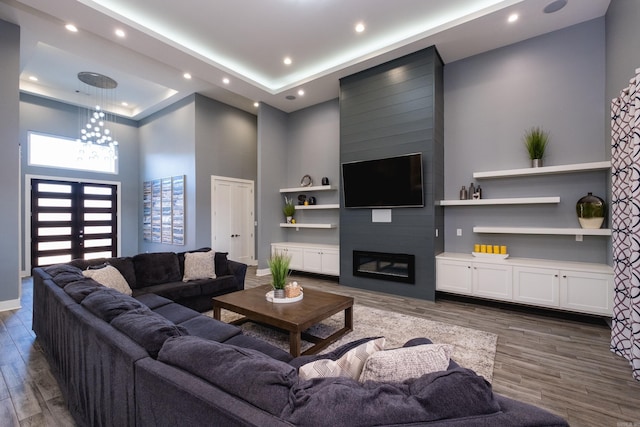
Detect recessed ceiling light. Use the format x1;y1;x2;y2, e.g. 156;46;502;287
115;28;126;38
507;13;519;23
65;24;78;32
222;77;230;85
253;102;259;108
29;76;38;82
543;0;567;14
121;101;129;106
183;72;192;79
283;57;292;66
297;89;305;96
355;23;365;33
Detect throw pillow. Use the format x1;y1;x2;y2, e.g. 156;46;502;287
182;250;216;281
214;251;230;276
359;343;453;383
82;264;132;295
298;337;385;380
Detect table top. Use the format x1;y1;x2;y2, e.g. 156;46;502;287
212;284;353;331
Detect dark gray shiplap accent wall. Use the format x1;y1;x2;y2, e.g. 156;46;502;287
339;46;444;301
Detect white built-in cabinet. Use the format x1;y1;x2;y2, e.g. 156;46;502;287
436;253;613;316
272;242;339;276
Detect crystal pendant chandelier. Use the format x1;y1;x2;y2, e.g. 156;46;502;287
77;72;119;160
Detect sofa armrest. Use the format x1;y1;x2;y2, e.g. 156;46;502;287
227;260;247;291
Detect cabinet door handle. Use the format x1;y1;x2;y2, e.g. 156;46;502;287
562;275;567;278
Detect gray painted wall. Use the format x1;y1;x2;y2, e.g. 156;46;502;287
284;99;340;246
19;94;140;265
256;103;289;269
194;94;257;249
339;47;444;301
606;0;640;132
139;95;197;252
443;18;609;264
0;19;20;305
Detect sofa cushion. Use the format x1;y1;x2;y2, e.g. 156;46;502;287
152;303;200;324
63;280;104;303
81;288;147;323
133;280;201;300
42;264;85;287
111;308;189;358
132;252;181;288
359;344;453;383
158;336;297;416
283;368;501;426
198;276;237;296
82;265;132;295
298;337;385;380
182;250;216;281
224;334;294;362
177;316;242;342
134;293;173;310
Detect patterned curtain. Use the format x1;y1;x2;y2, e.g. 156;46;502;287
611;67;640;381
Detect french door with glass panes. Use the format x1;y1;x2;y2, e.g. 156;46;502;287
31;178;118;268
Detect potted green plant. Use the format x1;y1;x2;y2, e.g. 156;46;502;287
523;126;549;167
283;196;295;223
268;251;291;298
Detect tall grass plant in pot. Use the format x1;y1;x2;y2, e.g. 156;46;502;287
268;251;291;298
283;196;295;223
523;126;549;167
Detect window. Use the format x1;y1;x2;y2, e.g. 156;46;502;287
28;131;118;174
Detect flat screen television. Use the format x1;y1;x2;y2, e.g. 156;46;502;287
342;153;424;208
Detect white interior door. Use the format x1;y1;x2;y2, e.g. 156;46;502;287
211;176;255;265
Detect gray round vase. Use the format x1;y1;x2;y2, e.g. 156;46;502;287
576;192;605;229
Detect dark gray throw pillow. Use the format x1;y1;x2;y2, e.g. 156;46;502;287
80;288;146;322
111;309;188;358
214;251;230;276
158;336;296;416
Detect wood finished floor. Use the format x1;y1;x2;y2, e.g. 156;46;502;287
1;269;639;426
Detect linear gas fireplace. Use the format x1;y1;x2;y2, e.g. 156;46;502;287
353;250;415;284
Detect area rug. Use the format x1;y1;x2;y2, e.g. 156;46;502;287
206;304;498;382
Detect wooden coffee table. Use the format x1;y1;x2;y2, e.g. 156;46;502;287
212;284;354;357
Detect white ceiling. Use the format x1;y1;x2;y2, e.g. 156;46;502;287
0;0;610;119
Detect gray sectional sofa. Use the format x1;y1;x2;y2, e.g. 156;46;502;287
67;248;246;312
32;256;569;427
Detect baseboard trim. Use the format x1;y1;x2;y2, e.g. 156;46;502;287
256;268;271;277
0;298;21;313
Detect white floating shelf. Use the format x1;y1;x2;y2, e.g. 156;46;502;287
279;223;337;229
439;197;560;206
473;161;611;179
473;226;611;236
294;204;340;210
280;185;336;193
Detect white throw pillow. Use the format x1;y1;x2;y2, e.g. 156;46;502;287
182;250;216;281
298;337;385;380
83;265;132;296
358;343;453;383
